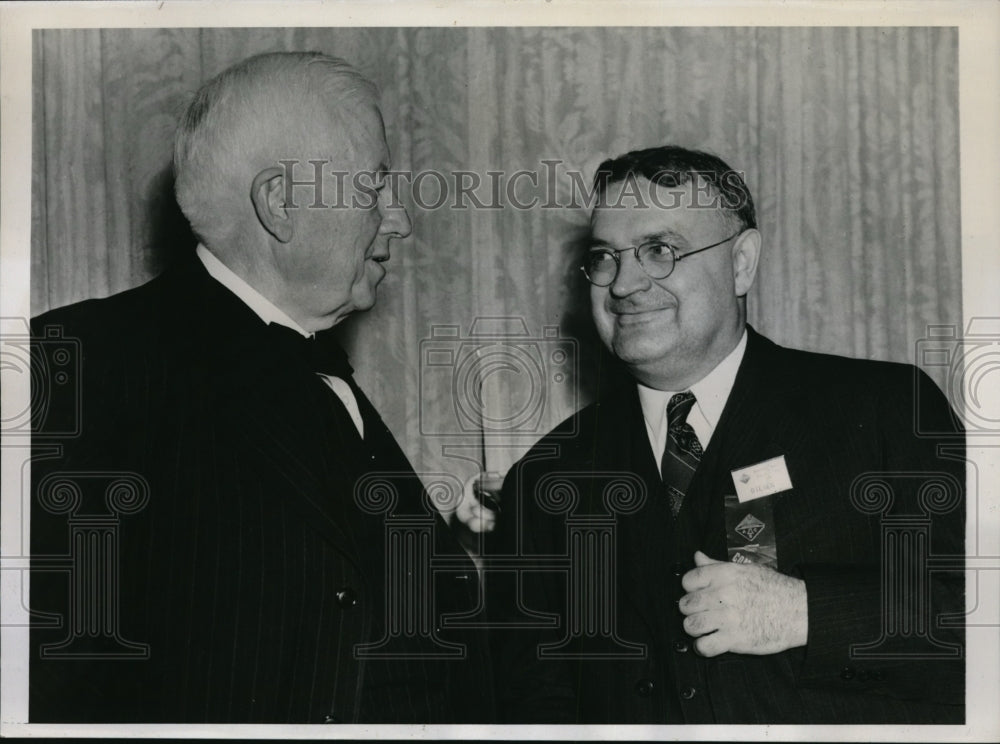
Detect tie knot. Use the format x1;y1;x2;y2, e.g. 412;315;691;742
667;391;696;427
266;322;354;378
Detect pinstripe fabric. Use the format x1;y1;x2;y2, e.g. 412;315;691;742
660;392;702;516
30;255;493;723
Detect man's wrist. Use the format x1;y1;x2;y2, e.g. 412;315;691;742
790;576;809;648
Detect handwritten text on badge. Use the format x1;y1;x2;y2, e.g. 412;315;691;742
731;455;793;503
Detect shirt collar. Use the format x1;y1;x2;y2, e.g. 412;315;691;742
196;244;311;338
637;328;748;441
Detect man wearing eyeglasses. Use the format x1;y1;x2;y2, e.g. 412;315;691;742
487;146;964;723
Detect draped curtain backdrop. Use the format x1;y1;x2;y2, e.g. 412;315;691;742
32;27;961;484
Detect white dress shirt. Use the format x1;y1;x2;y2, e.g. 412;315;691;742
196;244;364;437
636;329;747;463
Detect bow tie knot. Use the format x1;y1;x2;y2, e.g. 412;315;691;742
266;322;354;378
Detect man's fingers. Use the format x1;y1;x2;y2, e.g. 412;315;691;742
681;552;728;592
454;494;496;533
454;475;501;533
477;508;497;533
681;564;714;593
692;630;732;657
454;493;474;522
693;550;721;567
466;503;496;533
678;588;723;616
682;608;726;637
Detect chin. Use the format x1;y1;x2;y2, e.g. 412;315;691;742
612;341;674;368
351;285;378;313
610;323;677;358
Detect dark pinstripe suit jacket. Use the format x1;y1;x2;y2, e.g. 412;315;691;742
492;327;964;723
30;255;493;723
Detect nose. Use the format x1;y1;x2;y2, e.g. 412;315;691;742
379;189;412;239
608;250;650;297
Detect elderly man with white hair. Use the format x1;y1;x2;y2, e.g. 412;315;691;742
30;52;492;724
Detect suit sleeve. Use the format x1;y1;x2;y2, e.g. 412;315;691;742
29;311;148;721
796;366;965;705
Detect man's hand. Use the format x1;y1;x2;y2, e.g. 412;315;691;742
678;550;808;657
454;475;498;535
450;475;499;566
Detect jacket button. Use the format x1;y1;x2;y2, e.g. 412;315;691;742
322;713;340;723
840;666;856;680
335;587;358;608
858;669;870;682
680;686;697;700
634;679;654;697
672;562;684;577
673;640;689;653
872;670;886;682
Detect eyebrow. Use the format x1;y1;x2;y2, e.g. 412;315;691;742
589;230;688;250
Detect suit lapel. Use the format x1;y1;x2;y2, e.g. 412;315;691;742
229;360;368;561
682;327;814;562
586;383;675;640
161;256;368;570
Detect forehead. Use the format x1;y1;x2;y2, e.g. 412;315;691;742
319;99;389;162
591;177;728;245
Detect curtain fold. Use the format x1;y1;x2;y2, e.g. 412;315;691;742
32;26;961;482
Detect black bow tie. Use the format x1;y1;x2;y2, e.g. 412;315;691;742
266;322;355;378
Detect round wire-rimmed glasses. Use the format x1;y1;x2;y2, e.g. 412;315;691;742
580;230;743;287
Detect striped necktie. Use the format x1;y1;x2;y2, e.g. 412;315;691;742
660;391;703;517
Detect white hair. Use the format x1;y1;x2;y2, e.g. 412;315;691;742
173;52;378;248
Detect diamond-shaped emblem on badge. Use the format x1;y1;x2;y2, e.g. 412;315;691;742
735;513;765;542
739;473;750;484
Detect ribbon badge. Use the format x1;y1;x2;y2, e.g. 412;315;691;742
734;512;765;542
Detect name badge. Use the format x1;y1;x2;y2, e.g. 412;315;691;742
731;455;793;503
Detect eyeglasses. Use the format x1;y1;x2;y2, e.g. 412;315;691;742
580;230;743;287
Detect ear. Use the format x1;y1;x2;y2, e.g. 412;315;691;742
251;166;294;243
731;228;761;298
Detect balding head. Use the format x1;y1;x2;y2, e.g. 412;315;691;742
173;52;378;250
